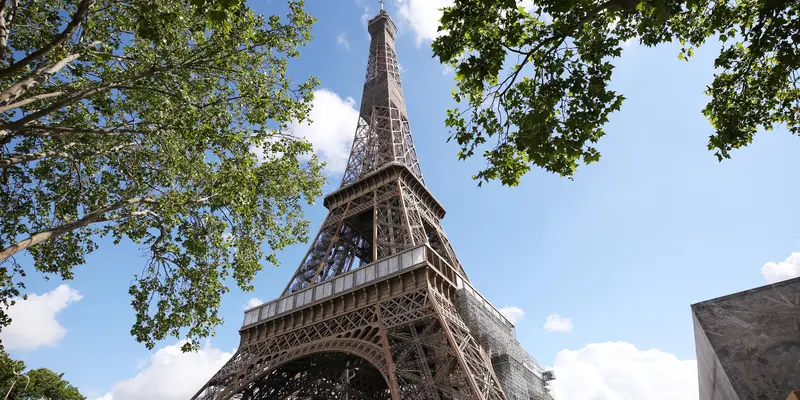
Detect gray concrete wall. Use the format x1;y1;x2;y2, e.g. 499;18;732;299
693;311;739;400
692;276;800;400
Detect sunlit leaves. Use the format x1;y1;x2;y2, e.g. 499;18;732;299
0;0;324;351
0;349;84;400
433;0;800;186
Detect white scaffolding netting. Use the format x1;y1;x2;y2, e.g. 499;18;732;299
455;288;554;400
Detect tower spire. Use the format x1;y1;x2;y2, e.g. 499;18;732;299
339;8;423;187
275;7;464;295
191;7;555;400
380;0;384;11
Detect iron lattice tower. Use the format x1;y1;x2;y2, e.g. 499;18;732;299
192;10;554;400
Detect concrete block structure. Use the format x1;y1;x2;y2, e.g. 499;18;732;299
692;276;800;400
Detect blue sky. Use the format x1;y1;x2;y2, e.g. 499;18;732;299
3;1;800;399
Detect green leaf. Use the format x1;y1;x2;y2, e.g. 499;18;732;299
0;0;324;351
430;0;800;186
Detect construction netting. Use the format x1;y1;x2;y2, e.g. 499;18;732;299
455;287;554;400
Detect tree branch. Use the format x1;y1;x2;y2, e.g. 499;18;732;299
496;0;615;101
3;80;132;130
0;196;156;262
15;124;148;138
0;142;77;168
97;209;159;223
0;0;18;61
0;90;64;113
0;141;138;168
0;0;92;79
0;52;81;106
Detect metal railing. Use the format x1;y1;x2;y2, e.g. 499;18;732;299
243;245;427;327
242;244;515;330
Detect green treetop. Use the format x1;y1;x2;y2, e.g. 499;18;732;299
0;350;84;400
433;0;799;186
0;0;325;351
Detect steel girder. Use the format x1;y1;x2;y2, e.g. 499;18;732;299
193;10;505;400
281;175;464;295
192;288;506;400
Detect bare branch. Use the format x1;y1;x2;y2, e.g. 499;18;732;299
0;0;92;79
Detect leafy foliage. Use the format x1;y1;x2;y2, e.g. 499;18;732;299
0;0;325;351
432;0;800;186
0;350;84;400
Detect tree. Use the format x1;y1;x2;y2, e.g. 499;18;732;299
0;350;84;400
0;0;325;351
432;0;799;186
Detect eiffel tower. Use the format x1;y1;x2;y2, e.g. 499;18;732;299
192;8;555;400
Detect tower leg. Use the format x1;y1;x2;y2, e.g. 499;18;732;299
193;288;507;400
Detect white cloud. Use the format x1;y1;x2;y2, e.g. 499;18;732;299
549;342;698;400
1;284;82;350
544;314;573;333
393;0;537;45
245;297;263;309
273;89;357;174
394;0;453;45
360;6;374;39
761;252;800;284
96;341;233;400
337;33;350;50
518;0;534;10
498;306;525;324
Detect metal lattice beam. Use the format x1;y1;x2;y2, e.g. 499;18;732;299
192;8;554;400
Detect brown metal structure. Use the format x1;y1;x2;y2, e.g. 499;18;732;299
191;10;554;400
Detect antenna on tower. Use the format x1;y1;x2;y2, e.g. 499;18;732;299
380;0;384;11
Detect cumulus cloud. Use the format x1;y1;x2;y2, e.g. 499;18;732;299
250;89;358;174
761;252;800;284
1;284;82;350
549;342;698;400
290;89;358;174
337;33;350;50
544;314;573;333
96;341;233;400
245;297;264;309
394;0;453;45
393;0;537;45
360;8;373;37
498;306;525;324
